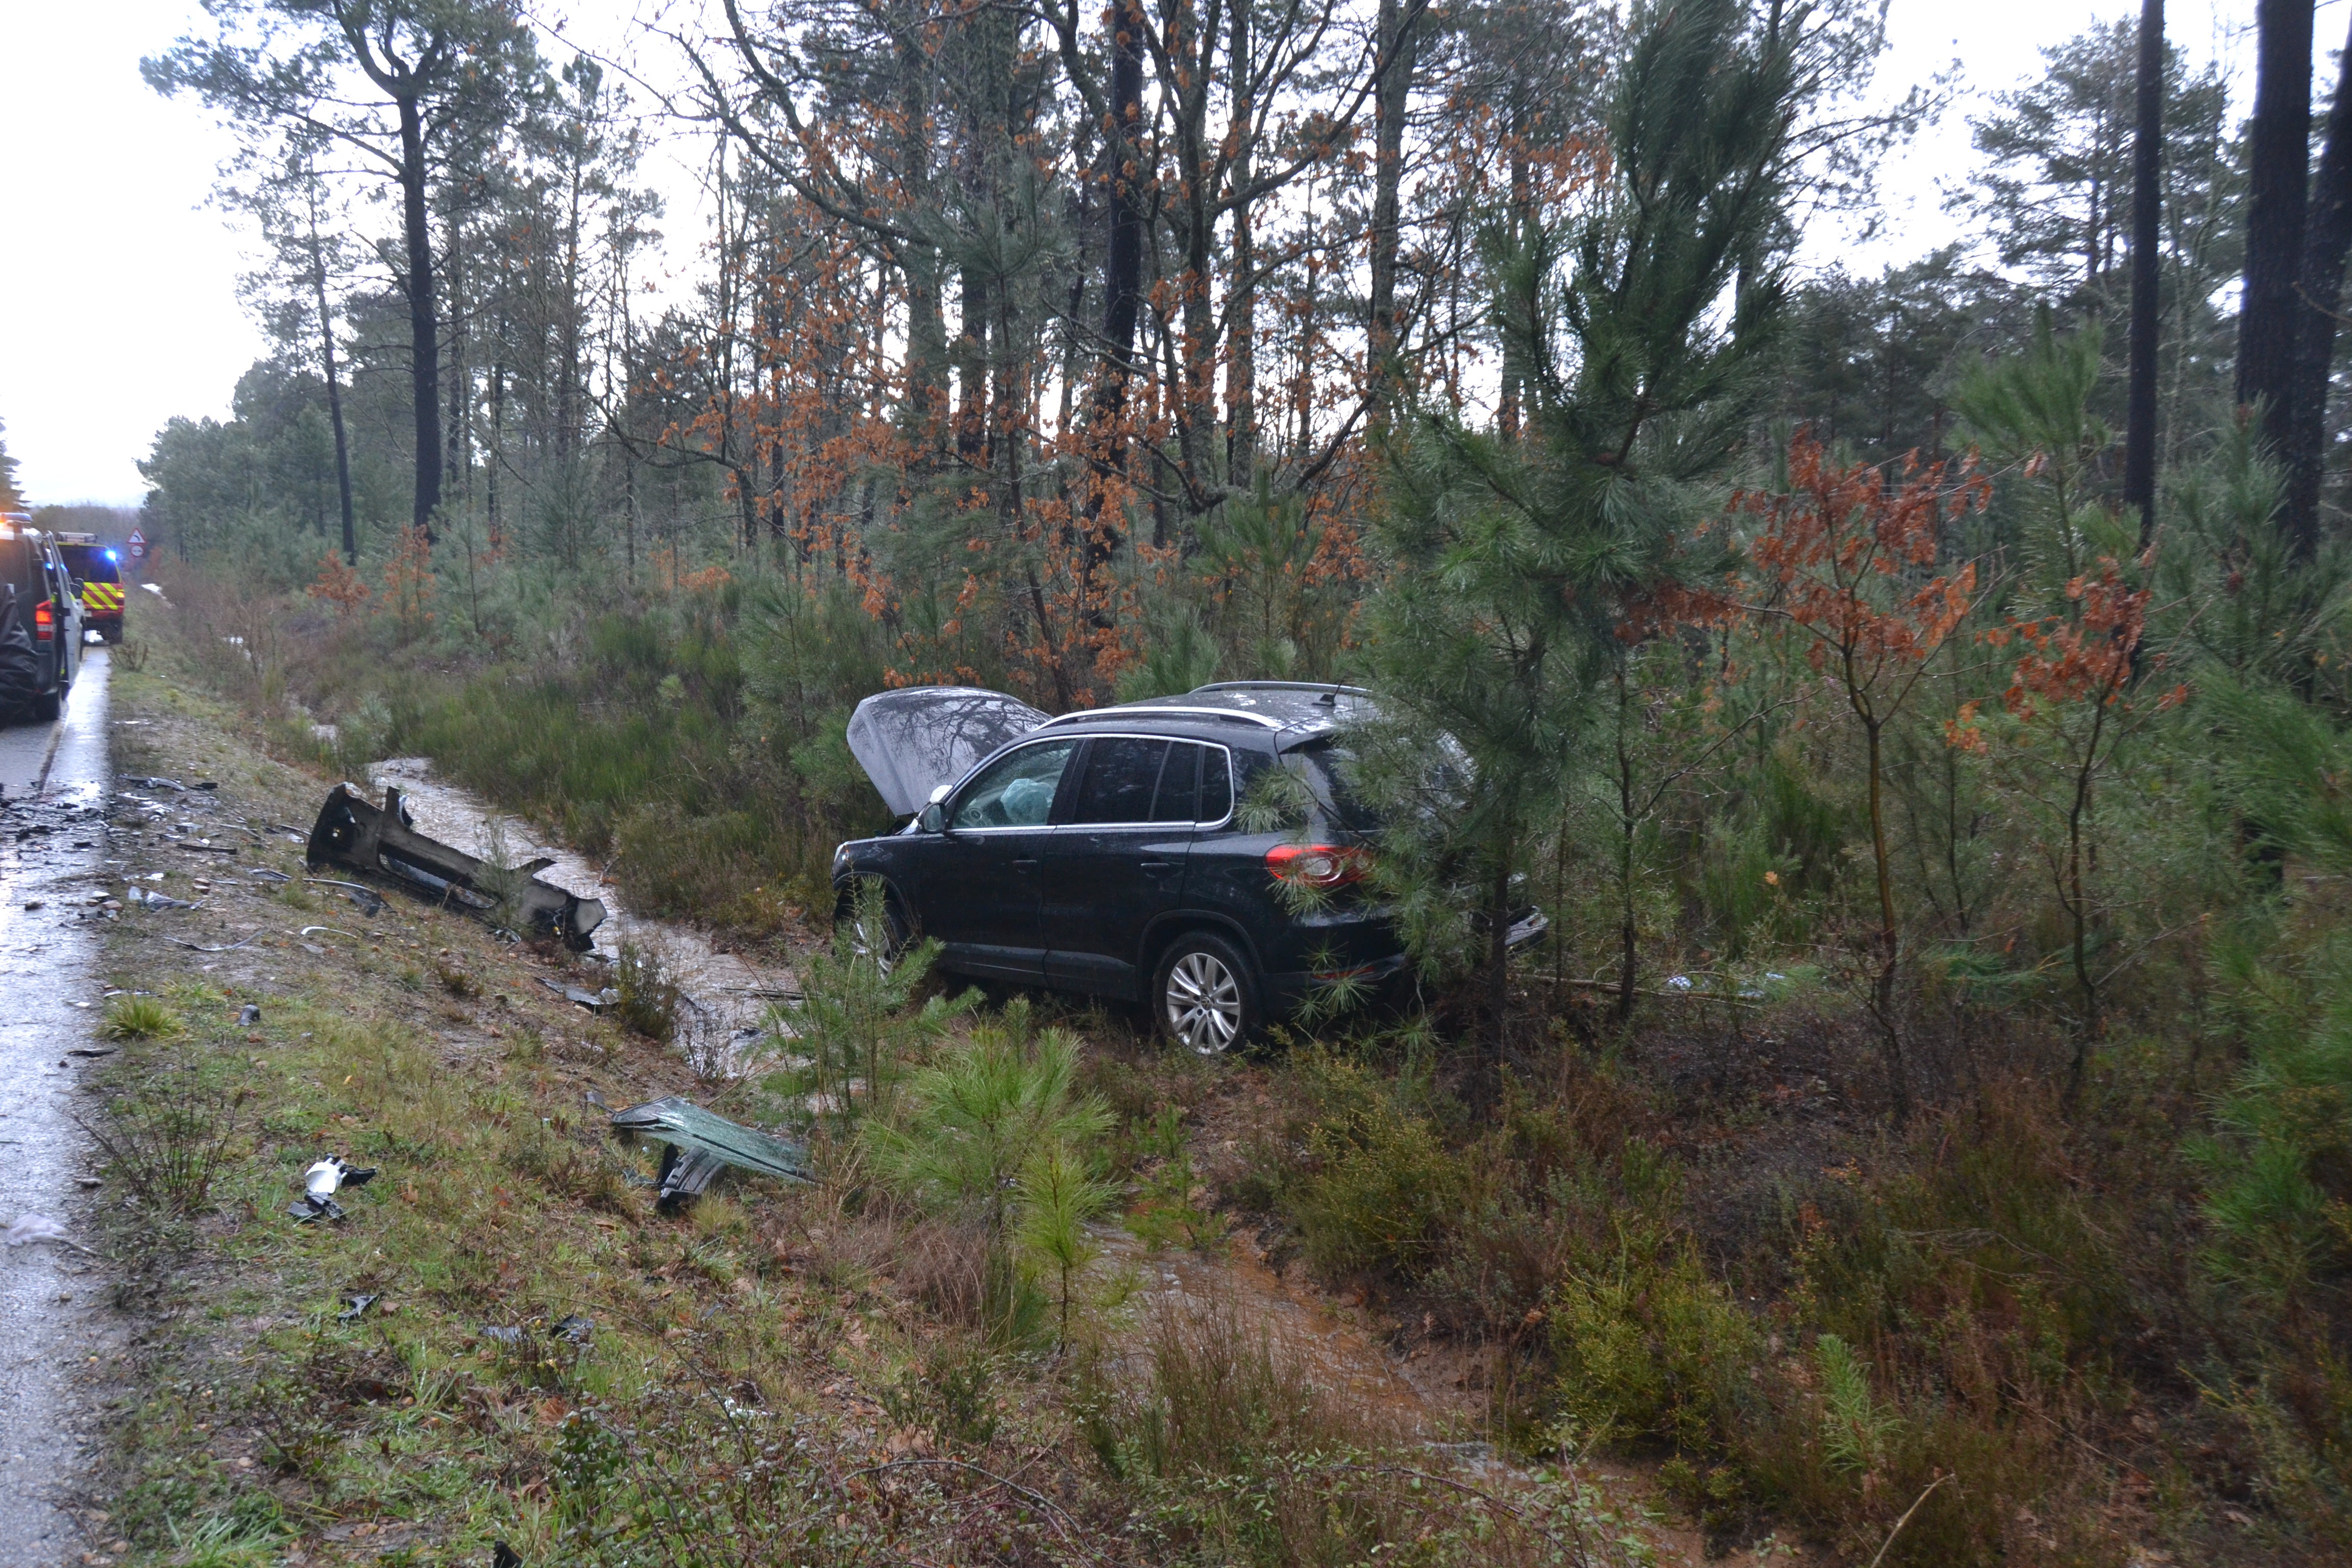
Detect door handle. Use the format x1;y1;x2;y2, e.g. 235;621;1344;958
1140;861;1174;874
1012;857;1039;872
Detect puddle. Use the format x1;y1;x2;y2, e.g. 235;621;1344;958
364;758;797;1067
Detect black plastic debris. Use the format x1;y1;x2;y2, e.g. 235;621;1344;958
307;783;604;949
610;1096;813;1212
238;1003;261;1026
289;1155;377;1223
493;1540;524;1568
550;1313;594;1345
118;774;186;792
309;878;387;917
337;1292;379;1322
246;867;291;884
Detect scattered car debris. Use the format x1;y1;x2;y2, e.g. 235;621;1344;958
550;1313;594;1345
289;1156;377;1223
494;1539;524;1568
246;867;291;884
309;877;387;917
238;1003;261;1025
538;977;619;1011
118;774;186;792
122;886;198;911
306;782;604;948
337;1292;380;1322
65;1047;114;1059
479;1324;529;1349
610;1096;813;1212
3;1215;92;1254
162;935;259;954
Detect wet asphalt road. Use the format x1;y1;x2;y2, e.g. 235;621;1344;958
0;650;113;1565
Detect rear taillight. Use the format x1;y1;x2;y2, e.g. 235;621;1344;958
33;600;52;640
1266;843;1366;889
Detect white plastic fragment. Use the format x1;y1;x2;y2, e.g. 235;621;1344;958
4;1215;74;1248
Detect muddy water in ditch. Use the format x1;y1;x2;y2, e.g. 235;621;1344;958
364;758;798;1061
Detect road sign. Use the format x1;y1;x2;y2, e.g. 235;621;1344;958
127;529;146;561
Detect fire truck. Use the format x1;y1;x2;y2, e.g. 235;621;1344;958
52;531;125;643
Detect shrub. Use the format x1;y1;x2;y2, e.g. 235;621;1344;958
103;994;184;1041
77;1057;252;1218
1549;1223;1762;1456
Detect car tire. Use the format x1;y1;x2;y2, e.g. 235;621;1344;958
1153;930;1261;1054
833;883;912;971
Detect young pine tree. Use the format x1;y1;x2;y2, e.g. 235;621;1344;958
1355;0;1796;1047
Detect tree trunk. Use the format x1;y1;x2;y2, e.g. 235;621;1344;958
2285;9;2352;554
1615;665;1639;1028
1076;0;1147;593
1099;0;1146;406
1366;0;1419;429
307;181;358;567
2124;0;2163;549
1864;714;1912;1126
397;93;444;541
2237;0;2315;486
1224;0;1256;487
1488;860;1512;1055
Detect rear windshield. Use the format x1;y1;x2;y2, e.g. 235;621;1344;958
58;544;118;582
1290;744;1381;832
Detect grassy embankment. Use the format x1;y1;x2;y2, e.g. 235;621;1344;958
118;562;2352;1567
85;592;1656;1568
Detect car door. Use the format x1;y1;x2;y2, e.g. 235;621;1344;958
910;736;1079;982
1041;737;1212;998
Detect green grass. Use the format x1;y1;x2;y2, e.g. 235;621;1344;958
103;995;184;1041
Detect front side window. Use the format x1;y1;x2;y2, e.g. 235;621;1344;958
950;739;1076;829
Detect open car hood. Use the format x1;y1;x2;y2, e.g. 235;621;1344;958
846;685;1051;817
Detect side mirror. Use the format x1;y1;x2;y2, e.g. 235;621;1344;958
918;784;951;835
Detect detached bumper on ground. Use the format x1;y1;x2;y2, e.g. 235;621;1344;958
306;781;606;949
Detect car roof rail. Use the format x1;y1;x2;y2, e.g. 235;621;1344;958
1189;680;1374;698
1036;704;1286;730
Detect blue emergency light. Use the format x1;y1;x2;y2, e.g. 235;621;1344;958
106;550;118;561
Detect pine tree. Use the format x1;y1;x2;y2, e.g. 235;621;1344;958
1355;0;1796;1048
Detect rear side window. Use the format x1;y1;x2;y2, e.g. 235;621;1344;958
1198;749;1234;821
1071;738;1168;825
1150;745;1200;823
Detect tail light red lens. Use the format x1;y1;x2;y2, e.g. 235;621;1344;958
1265;843;1367;889
33;600;53;639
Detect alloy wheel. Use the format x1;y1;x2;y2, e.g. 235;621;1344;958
1164;950;1242;1053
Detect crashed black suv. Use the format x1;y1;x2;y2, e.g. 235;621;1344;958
833;681;1541;1050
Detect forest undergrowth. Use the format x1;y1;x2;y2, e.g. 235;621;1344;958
132;412;2352;1568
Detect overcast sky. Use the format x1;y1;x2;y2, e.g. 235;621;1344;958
0;0;2267;506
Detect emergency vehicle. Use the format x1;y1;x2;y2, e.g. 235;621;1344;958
53;532;126;642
